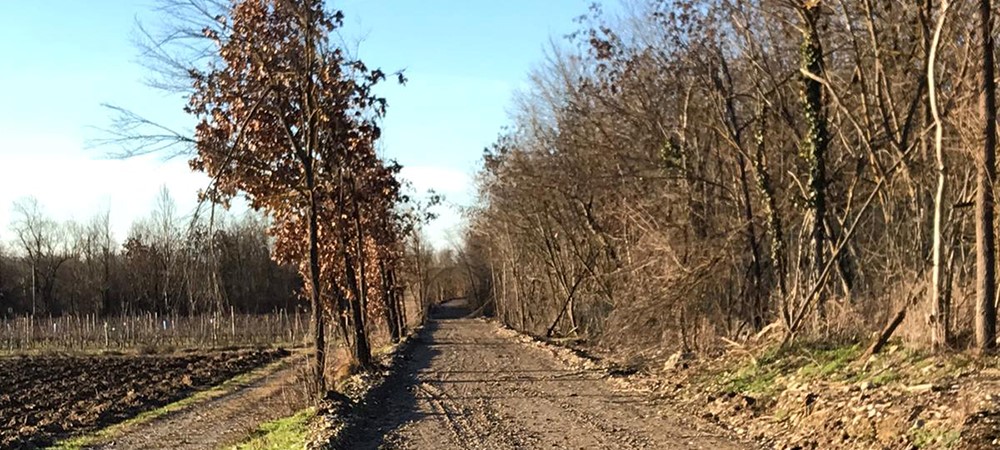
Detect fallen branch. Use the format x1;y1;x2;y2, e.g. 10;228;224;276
864;281;926;359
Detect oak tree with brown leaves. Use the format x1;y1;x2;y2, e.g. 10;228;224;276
186;0;403;393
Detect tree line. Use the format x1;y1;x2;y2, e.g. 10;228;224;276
0;193;299;318
463;0;1000;357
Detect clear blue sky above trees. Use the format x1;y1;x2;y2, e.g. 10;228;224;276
0;0;606;246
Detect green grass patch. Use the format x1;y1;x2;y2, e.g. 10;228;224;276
720;361;782;396
717;342;863;398
714;340;958;400
910;426;961;449
844;346;942;387
866;368;902;386
228;408;315;450
49;358;291;450
717;346;792;397
796;344;861;380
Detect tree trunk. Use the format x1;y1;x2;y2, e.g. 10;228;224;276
388;267;406;337
753;100;788;325
678;87;706;241
738;154;765;330
342;235;372;370
929;0;952;350
353;202;370;335
414;238;427;326
31;264;37;316
489;252;505;326
975;0;998;353
713;51;766;330
380;260;401;343
799;4;829;322
306;187;326;397
866;306;907;358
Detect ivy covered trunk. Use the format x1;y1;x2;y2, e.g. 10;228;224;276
753;101;788;325
799;3;829;322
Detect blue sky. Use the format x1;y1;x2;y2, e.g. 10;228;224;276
0;0;603;247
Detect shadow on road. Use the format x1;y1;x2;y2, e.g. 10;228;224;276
327;301;463;450
425;298;472;320
326;299;750;449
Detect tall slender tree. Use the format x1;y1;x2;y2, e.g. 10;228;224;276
975;0;997;352
929;0;953;350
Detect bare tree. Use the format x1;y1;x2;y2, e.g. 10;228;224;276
11;198;71;315
151;186;181;313
929;0;952;350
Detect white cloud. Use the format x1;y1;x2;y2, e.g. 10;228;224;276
398;165;475;248
0;149;475;251
399;165;472;196
0;144;210;244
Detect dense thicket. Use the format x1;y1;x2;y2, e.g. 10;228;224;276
465;0;1000;359
0;195;298;317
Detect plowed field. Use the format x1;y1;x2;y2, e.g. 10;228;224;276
0;349;287;448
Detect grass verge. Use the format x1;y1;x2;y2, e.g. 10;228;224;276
713;341;966;399
699;340;989;448
227;408;315;450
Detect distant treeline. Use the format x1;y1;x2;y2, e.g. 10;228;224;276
0;191;300;317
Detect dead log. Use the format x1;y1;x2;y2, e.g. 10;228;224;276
865;307;907;358
864;283;925;359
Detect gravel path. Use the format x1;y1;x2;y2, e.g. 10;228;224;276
90;352;308;450
339;300;755;450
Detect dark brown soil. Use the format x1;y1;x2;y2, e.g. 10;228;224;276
93;353;307;450
0;348;287;449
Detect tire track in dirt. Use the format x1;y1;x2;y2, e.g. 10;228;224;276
413;382;473;448
338;299;756;450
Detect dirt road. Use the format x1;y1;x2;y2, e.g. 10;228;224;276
337;300;754;450
91;353;307;450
